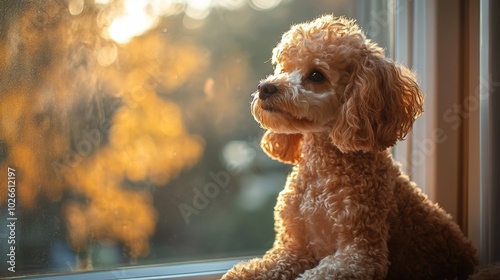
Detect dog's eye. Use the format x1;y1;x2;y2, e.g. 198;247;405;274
308;71;325;83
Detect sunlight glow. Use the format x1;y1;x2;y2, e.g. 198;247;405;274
185;5;210;20
97;44;118;66
188;0;212;11
218;0;246;10
95;0;111;5
68;0;84;15
250;0;282;10
222;141;255;172
105;0;281;44
108;9;158;44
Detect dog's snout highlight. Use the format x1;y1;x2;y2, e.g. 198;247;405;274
258;82;278;100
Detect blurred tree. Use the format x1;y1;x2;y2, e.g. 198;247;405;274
0;0;205;266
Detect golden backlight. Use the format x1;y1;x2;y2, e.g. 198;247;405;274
0;0;209;262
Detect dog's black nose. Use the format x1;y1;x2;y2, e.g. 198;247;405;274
258;82;278;100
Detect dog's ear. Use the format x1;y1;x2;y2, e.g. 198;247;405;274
260;131;302;164
330;55;424;152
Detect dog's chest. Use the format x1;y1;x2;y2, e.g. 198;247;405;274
297;177;341;257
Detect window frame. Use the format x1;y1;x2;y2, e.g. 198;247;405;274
23;259;243;280
478;0;500;264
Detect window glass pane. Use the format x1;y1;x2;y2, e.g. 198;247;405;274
0;0;390;277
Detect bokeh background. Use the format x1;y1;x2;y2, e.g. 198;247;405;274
0;0;389;277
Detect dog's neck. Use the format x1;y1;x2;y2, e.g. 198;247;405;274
300;132;395;176
301;132;378;157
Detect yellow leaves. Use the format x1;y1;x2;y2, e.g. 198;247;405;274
121;34;210;93
7;145;39;207
63;188;157;257
73;89;204;187
160;43;210;92
0;0;212;260
61;38;205;257
0;89;68;209
0;92;26;139
63;90;204;257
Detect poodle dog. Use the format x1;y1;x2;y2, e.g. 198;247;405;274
221;15;478;280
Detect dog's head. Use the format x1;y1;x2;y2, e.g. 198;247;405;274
251;15;424;163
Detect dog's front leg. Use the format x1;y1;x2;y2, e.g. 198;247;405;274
221;248;316;280
297;197;391;280
296;247;388;280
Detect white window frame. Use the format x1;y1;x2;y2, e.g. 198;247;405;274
478;0;491;262
478;0;499;264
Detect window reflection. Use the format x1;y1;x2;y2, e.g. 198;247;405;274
0;0;389;277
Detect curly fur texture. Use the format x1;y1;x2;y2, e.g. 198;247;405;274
221;15;478;279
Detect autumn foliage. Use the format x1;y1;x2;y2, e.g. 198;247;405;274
0;0;206;259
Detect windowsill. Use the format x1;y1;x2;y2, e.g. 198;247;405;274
20;258;247;280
